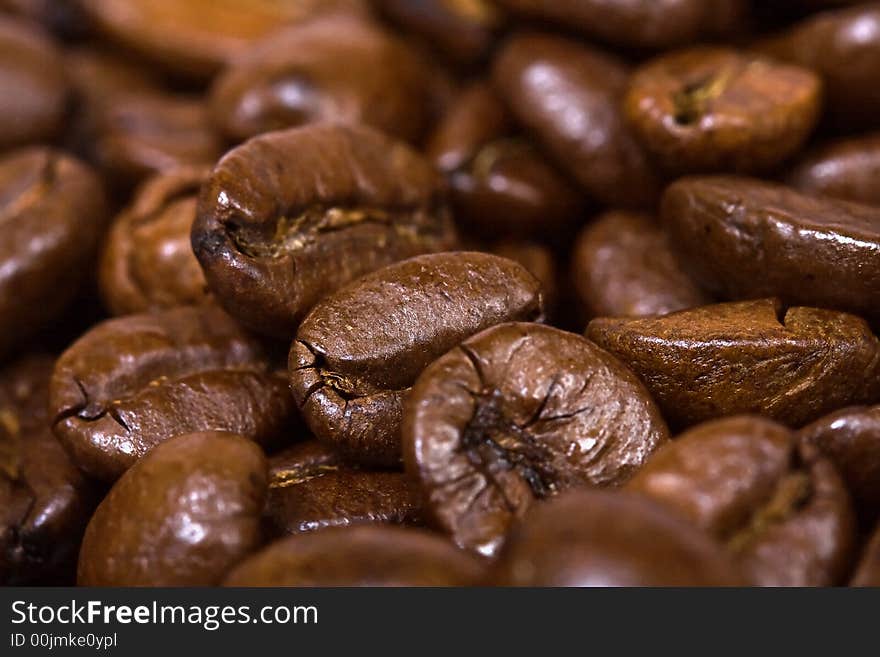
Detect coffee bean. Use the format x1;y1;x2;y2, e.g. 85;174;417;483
224;525;486;586
661;176;880;321
49;304;294;481
210;14;436;144
0;147;108;359
77;0;369;78
404;322;669;557
371;0;500;64
587;299;880;429
571;210;710;319
851;523;880;586
491;241;558;314
627;416;856;586
78;431;267;586
799;406;880;518
492;33;660;208
1;354;98;585
759;3;880;128
492;489;745;586
624;47;821;173
426;82;583;239
290;252;544;465
787;133;880;206
0;16;67;148
99;167;210;315
494;0;747;49
192;123;457;338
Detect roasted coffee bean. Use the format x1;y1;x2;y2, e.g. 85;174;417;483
266;443;422;535
587;299;880;430
787;133;880;206
759;3;880;128
0;16;66;149
627;417;856;586
78;431;266;586
494;0;747;50
49;304;294;481
290;252;544;466
1;354;98;585
370;0;500;64
662;176;880;321
851;523;880;586
210;14;436;144
624;47;821;174
491;241;558;314
193;123;457;338
427;82;583;239
99;167;210;315
799;406;880;518
0;147;108;359
492;490;744;586
404;322;669;557
571;211;710;319
77;0;369;78
492;33;659;208
92;90;223;190
224;525;486;586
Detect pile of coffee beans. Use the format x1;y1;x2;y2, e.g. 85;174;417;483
2;0;880;587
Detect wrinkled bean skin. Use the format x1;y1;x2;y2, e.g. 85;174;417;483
92;91;223;190
370;0;500;64
571;211;710;319
587;299;880;430
77;0;369;78
49;305;294;481
426;83;583;239
99;167;210;315
624;47;821;174
224;525;486;587
404;322;669;557
0;147;108;359
290;252;544;466
494;0;746;50
787;133;880;206
662;176;880;322
627;417;856;586
851;523;880;586
78;431;267;586
492;490;745;586
492;33;660;209
193;123;457;338
210;15;435;144
1;355;98;585
799;406;880;517
759;4;880;128
0;16;66;148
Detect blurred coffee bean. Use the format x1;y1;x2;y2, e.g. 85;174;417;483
787;133;880;206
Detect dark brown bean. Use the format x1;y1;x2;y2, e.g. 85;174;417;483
49;304;294;481
491;241;558;314
492;489;745;586
492;33;660;208
404;322;669;557
224;525;486;586
627;417;856;586
210;14;436;144
624;47;821;174
290;252;544;466
787;133;880;206
0;147;108;359
1;354;98;585
662;176;880;322
587;299;880;430
571;211;710;319
99;167;210;315
193;123;457;338
77;431;267;586
851;523;880;586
